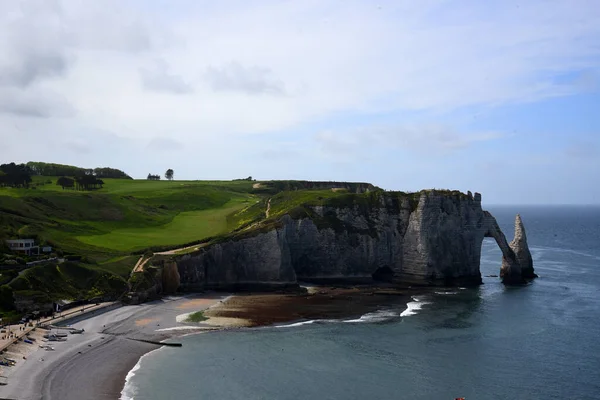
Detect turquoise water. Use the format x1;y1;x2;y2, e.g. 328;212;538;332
123;206;600;400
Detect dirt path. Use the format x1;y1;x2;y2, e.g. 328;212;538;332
265;197;272;218
132;256;150;273
155;242;207;256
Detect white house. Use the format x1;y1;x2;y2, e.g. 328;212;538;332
5;239;39;255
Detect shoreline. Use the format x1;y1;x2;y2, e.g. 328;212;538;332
0;286;431;400
0;294;227;400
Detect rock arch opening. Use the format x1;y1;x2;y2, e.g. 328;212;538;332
482;212;536;284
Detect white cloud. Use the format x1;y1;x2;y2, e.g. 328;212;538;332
146;137;184;151
0;87;74;118
0;0;599;203
313;124;504;161
205;62;285;95
1;0;598;139
140;59;193;94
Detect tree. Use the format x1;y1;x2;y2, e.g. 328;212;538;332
165;169;174;181
73;174;103;190
56;176;75;190
0;163;32;187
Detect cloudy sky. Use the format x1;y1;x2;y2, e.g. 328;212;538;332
1;0;599;204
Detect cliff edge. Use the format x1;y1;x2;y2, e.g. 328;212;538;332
149;190;536;291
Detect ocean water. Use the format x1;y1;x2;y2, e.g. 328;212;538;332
122;206;600;400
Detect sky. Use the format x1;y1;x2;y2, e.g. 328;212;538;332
1;0;599;204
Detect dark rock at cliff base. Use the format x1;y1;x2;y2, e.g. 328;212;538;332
500;214;537;284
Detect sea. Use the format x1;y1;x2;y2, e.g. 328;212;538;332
121;206;600;400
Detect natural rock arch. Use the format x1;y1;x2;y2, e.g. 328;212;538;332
483;212;537;284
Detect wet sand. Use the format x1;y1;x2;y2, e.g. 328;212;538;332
203;285;420;327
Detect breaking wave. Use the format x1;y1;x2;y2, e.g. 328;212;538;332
120;351;154;400
275;320;317;328
344;310;399;323
400;296;431;317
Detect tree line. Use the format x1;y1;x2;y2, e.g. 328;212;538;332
56;175;104;190
147;169;174;181
26;162;132;179
0;163;32;187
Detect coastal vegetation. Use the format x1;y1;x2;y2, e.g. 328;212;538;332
185;311;207;322
1;161;471;318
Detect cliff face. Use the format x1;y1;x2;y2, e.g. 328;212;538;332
177;230;297;291
173;191;535;290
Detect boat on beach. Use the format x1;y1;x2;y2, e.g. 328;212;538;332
43;333;67;338
45;335;67;342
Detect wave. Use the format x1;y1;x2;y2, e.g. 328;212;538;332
120;350;152;400
400;296;431;317
275;320;317;328
344;310;399;323
435;291;458;295
276;310;404;327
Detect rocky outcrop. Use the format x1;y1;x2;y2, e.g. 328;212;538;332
501;214;537;283
168;190;535;291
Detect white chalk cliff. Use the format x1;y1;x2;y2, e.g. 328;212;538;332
171;190;536;290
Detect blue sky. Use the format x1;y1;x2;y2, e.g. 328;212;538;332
1;0;599;204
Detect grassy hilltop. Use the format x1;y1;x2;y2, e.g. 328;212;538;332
0;177;258;260
0;167;469;319
0;173;372;319
0;172;382;318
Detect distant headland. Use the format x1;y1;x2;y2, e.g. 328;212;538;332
0;161;535;320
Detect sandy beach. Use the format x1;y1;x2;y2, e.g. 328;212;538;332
0;286;420;400
0;294;227;400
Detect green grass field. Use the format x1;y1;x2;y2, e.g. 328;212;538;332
0;178;258;260
0;173;390;315
77;197;253;251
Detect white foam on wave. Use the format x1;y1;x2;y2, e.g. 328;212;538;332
344;309;399;323
435;291;458;295
120;350;154;400
400;296;431;317
275;320;316;328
